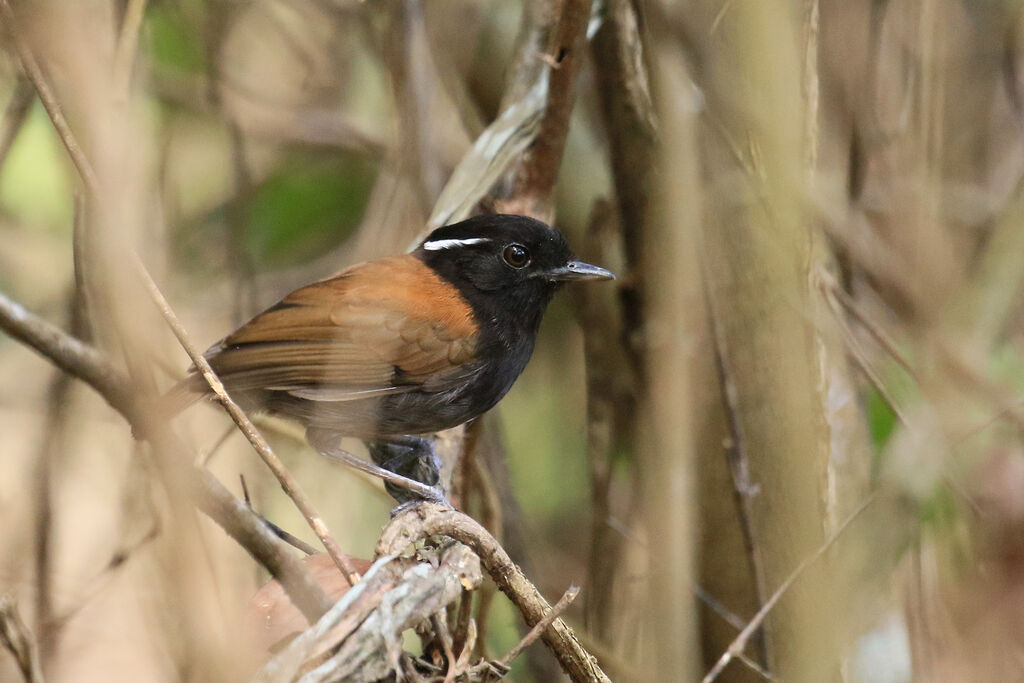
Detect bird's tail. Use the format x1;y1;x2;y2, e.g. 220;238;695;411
157;373;207;418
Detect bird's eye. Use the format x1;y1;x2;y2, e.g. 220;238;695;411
502;243;531;268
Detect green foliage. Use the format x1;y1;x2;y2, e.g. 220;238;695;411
246;153;376;268
865;386;898;452
989;342;1024;392
146;6;207;75
918;483;958;530
0;103;73;230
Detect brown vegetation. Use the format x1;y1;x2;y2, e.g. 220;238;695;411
1;0;1024;681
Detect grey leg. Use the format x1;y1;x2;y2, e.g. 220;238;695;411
305;427;448;506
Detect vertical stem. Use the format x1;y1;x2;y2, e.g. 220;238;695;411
226;120;258;324
113;0;148;100
585;0;653;647
801;0;820;176
32;370;65;668
697;0;840;678
495;0;594;221
639;46;702;680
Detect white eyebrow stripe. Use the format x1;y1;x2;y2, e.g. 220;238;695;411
422;237;490;251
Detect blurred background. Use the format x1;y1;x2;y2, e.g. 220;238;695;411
2;0;1024;681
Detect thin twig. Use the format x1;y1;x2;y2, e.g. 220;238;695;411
134;259;361;587
30;196;91;661
432;615;457;683
451;590;474;663
48;523;160;630
225;119;258;324
821;271;918;381
692;585;777;677
240;474;319;556
239;474;252;505
705;276;771;640
0;0;100;194
466;440;501;659
693;583;747;632
816;270;917;430
823;285;911;427
736;653;776;681
70;193;92;342
497;585;579;668
702;492;878;683
461;586;580;680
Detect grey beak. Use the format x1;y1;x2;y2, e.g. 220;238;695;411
546;260;616;282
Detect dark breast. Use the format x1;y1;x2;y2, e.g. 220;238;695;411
374;330;536;436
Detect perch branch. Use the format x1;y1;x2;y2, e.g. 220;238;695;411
259;546;482;683
377;503;610;683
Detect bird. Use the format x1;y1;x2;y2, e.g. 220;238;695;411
168;214;614;502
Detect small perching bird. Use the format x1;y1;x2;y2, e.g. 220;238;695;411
168;214;614;501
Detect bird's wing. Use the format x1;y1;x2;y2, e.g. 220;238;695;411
204;255;480;401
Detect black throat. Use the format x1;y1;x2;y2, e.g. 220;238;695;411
416;250;557;362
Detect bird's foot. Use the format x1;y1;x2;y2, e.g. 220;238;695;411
368;437;447;506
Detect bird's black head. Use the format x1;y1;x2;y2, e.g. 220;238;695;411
415;214;613;336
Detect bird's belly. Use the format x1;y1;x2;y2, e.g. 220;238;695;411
375;372;515;436
257;343;531;438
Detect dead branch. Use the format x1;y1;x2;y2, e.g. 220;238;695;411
377;503;611;683
495;0;594;221
258;545;482;683
591;0;657;308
